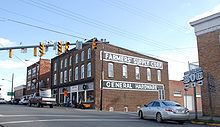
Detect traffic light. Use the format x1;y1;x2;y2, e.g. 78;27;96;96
65;41;70;53
92;38;97;50
58;41;62;55
9;48;13;58
39;42;44;57
34;47;37;57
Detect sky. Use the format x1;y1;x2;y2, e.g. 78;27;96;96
0;0;220;100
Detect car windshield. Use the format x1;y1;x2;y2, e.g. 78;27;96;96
162;101;181;107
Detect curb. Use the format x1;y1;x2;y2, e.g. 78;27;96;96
191;121;220;126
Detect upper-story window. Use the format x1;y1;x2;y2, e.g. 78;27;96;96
54;62;57;71
64;70;67;83
32;67;36;76
75;54;78;64
135;67;140;80
75;67;78;80
64;58;67;68
60;71;63;83
60;60;63;69
53;74;57;86
87;48;91;59
81;65;84;79
157;70;161;82
28;69;31;78
69;56;72;66
108;63;114;77
87;62;91;77
69;69;72;82
147;68;151;81
81;51;84;61
122;65;127;78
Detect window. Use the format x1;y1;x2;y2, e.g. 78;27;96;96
147;68;151;81
157;70;161;82
81;65;84;79
81;51;84;61
75;54;78;64
60;72;63;83
69;69;72;82
87;48;91;59
27;81;31;90
135;67;140;80
64;70;67;83
32;67;36;76
64;58;67;68
152;102;160;107
87;62;91;77
75;67;78;80
173;90;182;97
69;56;72;66
54;74;57;86
28;69;31;78
60;60;63;69
159;89;165;100
108;63;114;77
122;65;127;78
54;62;57;71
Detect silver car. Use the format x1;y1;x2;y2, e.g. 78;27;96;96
138;100;189;124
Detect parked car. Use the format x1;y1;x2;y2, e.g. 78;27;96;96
19;96;29;105
0;98;7;104
138;100;189;124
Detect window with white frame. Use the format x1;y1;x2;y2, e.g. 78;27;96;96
75;67;78;80
32;67;36;76
64;58;67;68
60;71;63;83
54;62;57;71
157;70;161;82
173;90;181;97
60;60;63;69
54;74;57;86
81;51;84;61
64;70;67;83
135;67;140;80
88;48;91;59
87;62;91;77
81;65;84;79
108;63;114;77
122;65;127;78
69;56;72;66
75;54;78;64
69;69;72;82
28;69;31;78
147;68;151;81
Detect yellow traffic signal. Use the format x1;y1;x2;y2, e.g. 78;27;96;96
58;41;62;55
92;38;97;50
39;42;44;57
34;47;37;57
9;49;13;58
65;42;70;53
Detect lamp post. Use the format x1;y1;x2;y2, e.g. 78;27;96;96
2;73;14;101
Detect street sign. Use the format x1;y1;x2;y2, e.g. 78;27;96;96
7;92;14;96
183;67;203;84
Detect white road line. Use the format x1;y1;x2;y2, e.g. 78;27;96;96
0;114;93;117
0;119;140;125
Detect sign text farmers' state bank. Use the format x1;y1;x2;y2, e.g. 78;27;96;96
103;80;164;91
101;51;163;69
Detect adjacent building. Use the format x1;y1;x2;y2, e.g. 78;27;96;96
26;59;51;95
169;80;202;111
14;85;26;100
190;12;220;116
51;39;169;112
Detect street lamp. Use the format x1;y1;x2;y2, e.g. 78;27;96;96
2;73;14;101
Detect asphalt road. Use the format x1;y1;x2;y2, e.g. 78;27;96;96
0;104;209;127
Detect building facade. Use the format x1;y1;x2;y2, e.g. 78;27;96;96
14;85;26;100
51;40;169;112
169;80;202;111
190;12;220;116
26;59;51;95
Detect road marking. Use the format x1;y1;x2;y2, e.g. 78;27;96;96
0;114;94;117
0;119;140;125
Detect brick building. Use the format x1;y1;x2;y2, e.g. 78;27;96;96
14;85;26;100
51;39;169;112
190;12;220;116
26;59;51;95
169;80;202;111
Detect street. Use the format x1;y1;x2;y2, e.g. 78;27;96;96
0;104;209;127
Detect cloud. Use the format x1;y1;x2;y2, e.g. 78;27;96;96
189;4;220;22
0;38;14;47
0;59;27;69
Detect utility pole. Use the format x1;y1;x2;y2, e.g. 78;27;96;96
11;73;14;101
100;43;104;111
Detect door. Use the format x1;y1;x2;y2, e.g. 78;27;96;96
184;95;193;111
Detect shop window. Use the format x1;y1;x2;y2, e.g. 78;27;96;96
75;54;78;64
81;65;84;79
122;65;127;78
159;89;165;100
135;67;140;80
60;71;63;83
75;67;78;80
147;68;151;81
81;51;84;61
157;70;161;82
87;62;91;77
108;63;114;77
87;48;91;59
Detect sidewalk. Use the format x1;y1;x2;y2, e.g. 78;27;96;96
190;113;220;126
